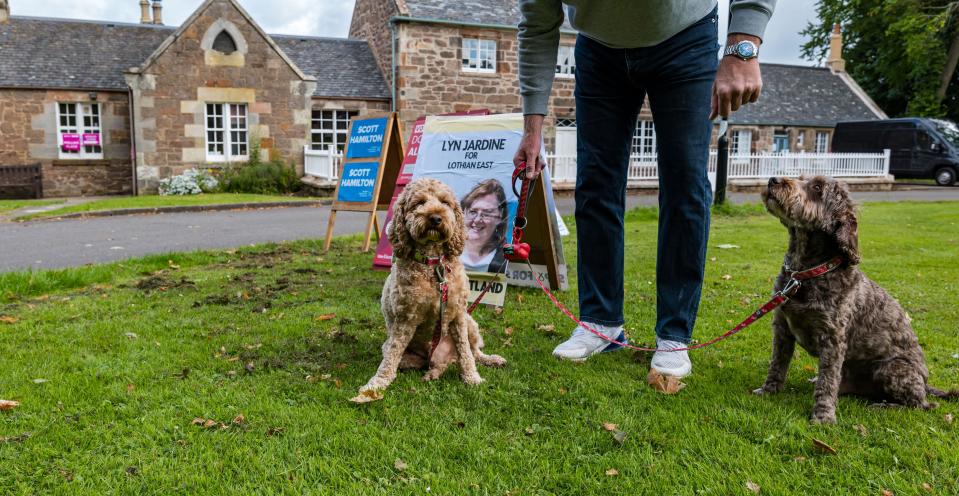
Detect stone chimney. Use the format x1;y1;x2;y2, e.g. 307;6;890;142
0;0;10;24
139;0;151;24
151;0;163;25
826;23;846;73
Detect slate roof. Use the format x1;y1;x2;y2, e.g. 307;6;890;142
730;64;882;127
0;16;390;99
401;0;573;29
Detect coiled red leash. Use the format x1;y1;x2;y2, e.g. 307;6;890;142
501;162;846;352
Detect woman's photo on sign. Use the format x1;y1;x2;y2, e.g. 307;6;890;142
460;179;510;273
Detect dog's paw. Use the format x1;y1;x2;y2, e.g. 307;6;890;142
752;384;782;395
462;373;485;386
479;354;507;368
422;369;442;382
809;410;837;425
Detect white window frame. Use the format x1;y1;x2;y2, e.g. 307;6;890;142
556;45;575;78
311;110;358;152
57;102;103;160
796;131;805;148
731;129;752;156
632;119;657;157
205;103;248;162
773;131;790;153
815;131;829;153
461;38;496;73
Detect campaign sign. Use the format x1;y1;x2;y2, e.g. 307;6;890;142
61;133;81;151
82;133;100;146
337;162;380;203
346;117;388;159
399;117;426;183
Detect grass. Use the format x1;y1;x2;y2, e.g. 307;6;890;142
1;202;957;494
12;193;323;221
0;199;63;215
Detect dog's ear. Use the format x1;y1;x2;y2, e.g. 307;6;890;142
444;193;466;257
388;185;415;260
830;182;860;265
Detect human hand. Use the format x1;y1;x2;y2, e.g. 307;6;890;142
514;114;546;179
710;35;763;120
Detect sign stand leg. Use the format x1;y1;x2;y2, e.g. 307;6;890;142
323;211;337;252
361;211;377;252
373;215;381;242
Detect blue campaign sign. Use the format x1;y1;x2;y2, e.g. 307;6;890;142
337;161;380;203
346;117;388;159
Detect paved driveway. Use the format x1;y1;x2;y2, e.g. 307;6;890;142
1;187;956;273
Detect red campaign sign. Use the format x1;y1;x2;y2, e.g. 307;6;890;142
61;133;81;151
373;109;491;269
82;133;101;146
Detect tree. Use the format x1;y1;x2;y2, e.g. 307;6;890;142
802;0;959;120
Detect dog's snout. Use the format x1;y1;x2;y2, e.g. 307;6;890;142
429;214;442;226
768;177;781;187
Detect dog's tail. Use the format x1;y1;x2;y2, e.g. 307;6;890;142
926;385;959;400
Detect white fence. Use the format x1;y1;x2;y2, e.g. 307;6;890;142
546;150;891;183
305;147;891;185
303;147;343;181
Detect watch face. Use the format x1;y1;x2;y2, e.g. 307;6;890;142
737;41;756;58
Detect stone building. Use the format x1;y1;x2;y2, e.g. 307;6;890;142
348;1;885;161
0;0;389;197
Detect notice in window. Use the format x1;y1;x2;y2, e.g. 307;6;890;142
62;133;81;151
82;133;101;146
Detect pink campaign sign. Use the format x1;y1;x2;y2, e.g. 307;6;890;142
61;133;81;151
82;133;100;146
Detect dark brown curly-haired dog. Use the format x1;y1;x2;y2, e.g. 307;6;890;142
756;175;955;424
357;179;505;396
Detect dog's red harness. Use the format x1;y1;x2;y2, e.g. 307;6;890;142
504;161;847;353
414;253;451;357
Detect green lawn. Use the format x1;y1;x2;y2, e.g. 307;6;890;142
1;202;957;494
13;193;322;221
0;199;63;215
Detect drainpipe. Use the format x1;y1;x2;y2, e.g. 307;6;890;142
127;87;138;196
390;19;397;112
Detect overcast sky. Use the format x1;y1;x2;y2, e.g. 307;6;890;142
12;0;818;65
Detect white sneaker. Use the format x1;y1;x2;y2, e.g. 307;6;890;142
650;338;692;377
552;323;627;361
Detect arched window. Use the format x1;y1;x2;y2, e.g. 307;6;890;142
212;30;237;55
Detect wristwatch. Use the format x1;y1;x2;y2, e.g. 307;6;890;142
723;40;759;61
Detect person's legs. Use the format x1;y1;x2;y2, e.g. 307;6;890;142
640;10;718;374
552;34;643;361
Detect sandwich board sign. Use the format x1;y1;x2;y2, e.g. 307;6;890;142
323;112;404;252
372;109;490;269
410;113;567;307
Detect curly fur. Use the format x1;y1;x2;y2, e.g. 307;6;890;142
358;179;505;395
756;176;955;424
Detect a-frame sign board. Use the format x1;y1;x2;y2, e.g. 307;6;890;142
323;112;404;252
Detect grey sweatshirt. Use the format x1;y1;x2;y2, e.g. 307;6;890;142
519;0;777;115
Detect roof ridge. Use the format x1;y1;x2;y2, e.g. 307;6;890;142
270;34;366;43
760;62;828;70
8;15;176;29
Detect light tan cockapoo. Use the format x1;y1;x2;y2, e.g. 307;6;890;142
357;178;506;398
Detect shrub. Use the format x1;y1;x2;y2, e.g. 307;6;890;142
158;168;218;195
218;145;302;194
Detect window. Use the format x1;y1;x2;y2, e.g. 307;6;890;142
212;30;238;54
556;45;575;78
773;131;790;153
796;131;805;148
731;129;752;155
311;110;358;151
815;131;829;153
205;103;248;161
461;38;496;73
632;119;657;156
57;102;102;159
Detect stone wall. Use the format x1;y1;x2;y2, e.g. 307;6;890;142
126;0;316;193
0;89;132;197
349;0;399;88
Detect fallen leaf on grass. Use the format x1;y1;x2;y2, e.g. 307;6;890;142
126;384;135;394
601;422;617;432
124;332;138;339
394;459;408;471
647;369;686;395
721;274;732;281
0;315;17;324
244;362;255;373
716;244;740;249
881;490;893;496
349;389;384;404
746;481;761;494
32;378;48;384
0;432;30;444
503;327;513;335
315;313;336;321
266;427;284;437
605;468;619;477
802;364;817;373
792;456;807;462
524;427;535;436
945;413;954;424
516;294;524;304
232;414;245;425
493;307;504;316
0;400;20;411
921;483;933;492
811;438;837;455
709;257;717;262
537;324;556;334
852;424;868;437
611;430;627;445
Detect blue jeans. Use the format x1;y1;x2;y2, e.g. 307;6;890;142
574;9;718;343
